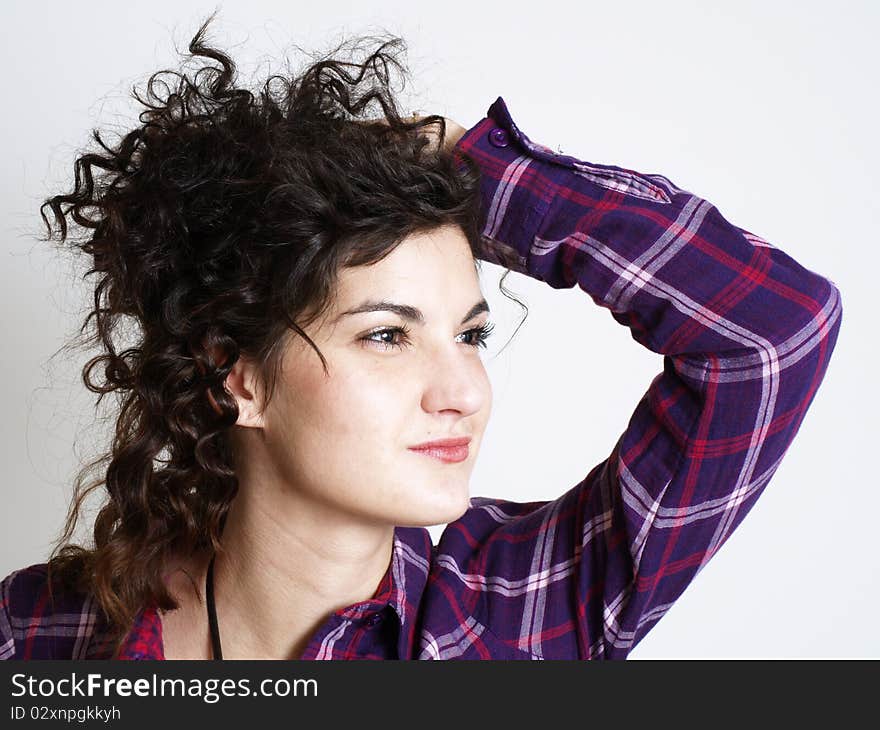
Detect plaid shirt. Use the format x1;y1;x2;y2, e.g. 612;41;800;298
0;96;842;660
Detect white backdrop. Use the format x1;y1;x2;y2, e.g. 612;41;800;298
1;0;874;658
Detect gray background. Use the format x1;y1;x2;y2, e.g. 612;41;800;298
2;0;875;658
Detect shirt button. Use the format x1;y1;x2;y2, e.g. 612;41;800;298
365;612;383;628
488;127;510;148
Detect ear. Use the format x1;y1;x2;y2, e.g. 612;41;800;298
222;356;266;429
203;348;266;429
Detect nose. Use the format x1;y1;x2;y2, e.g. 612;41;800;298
419;343;489;418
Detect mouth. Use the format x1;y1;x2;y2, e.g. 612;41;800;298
407;437;471;464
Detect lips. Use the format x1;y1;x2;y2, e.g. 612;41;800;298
408;436;471;464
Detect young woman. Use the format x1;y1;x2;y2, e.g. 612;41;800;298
0;17;842;660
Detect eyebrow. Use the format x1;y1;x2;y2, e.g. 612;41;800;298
336;298;490;326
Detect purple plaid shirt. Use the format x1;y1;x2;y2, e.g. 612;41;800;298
0;96;842;660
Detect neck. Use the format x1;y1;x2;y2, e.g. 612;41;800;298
211;466;395;660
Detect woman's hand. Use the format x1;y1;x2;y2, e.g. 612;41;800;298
425;115;467;154
369;114;467;155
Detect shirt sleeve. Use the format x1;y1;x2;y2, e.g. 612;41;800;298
0;570;18;660
448;96;843;659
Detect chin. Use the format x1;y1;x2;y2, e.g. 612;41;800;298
395;490;471;527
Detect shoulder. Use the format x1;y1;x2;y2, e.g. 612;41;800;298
1;563;53;659
436;495;553;569
2;562;51;604
1;562;98;660
416;496;560;657
1;550;212;661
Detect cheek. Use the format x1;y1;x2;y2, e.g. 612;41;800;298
263;351;491;523
282;360;407;447
271;352;492;469
332;371;406;442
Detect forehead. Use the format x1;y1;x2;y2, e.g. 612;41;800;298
333;225;481;306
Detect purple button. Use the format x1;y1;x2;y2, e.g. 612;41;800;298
489;127;510;148
365;612;383;627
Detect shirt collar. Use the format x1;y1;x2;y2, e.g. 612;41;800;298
337;525;433;660
117;525;434;660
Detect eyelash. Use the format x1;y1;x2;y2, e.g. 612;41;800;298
361;322;496;351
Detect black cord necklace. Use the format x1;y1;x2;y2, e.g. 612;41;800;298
206;553;223;660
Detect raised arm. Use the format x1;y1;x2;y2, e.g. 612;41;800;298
435;96;842;660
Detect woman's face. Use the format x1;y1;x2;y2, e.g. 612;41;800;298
251;224;493;527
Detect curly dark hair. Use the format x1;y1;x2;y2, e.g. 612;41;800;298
38;13;526;658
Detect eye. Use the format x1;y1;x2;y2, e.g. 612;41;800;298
361;325;412;351
360;321;496;351
457;321;495;349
